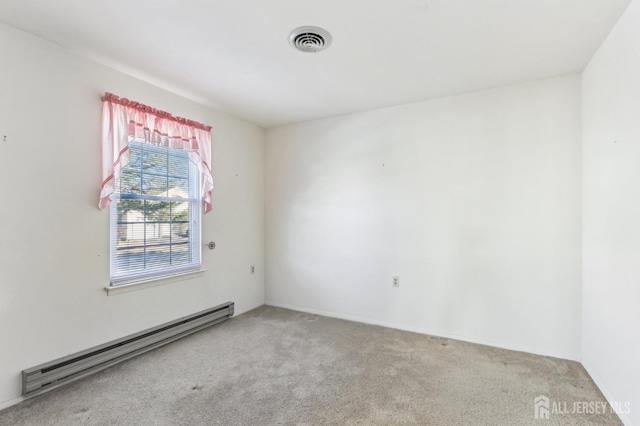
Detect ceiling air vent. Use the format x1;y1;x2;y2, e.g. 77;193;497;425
289;26;332;53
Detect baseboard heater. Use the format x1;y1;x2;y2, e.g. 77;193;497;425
22;301;234;397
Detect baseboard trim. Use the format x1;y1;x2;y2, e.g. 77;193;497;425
582;359;634;426
265;301;581;361
0;395;25;411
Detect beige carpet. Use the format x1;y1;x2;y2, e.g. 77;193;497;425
0;306;622;425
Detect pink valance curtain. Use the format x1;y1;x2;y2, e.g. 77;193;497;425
99;93;214;213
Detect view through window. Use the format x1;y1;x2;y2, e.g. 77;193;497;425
110;141;201;284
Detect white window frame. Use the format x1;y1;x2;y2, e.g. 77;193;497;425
109;140;202;286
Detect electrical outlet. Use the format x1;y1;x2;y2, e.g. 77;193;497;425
393;276;399;287
251;265;255;274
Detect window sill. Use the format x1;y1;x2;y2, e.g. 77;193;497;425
104;269;207;296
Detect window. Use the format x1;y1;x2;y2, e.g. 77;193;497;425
110;141;201;285
100;92;213;288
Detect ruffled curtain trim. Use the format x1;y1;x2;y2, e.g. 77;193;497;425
99;93;214;213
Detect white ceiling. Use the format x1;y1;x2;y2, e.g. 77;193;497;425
0;0;631;127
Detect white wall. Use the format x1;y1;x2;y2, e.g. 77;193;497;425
265;75;582;360
0;23;265;406
582;1;640;424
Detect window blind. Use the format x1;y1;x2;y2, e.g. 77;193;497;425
110;141;201;284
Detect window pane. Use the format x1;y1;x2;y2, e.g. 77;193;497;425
110;141;200;285
128;143;142;167
168;177;189;198
114;223;145;274
169;152;189;178
142;174;167;197
145;200;171;230
120;171;141;194
117;199;143;221
171;200;192;265
142;144;168;175
114;200;196;275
